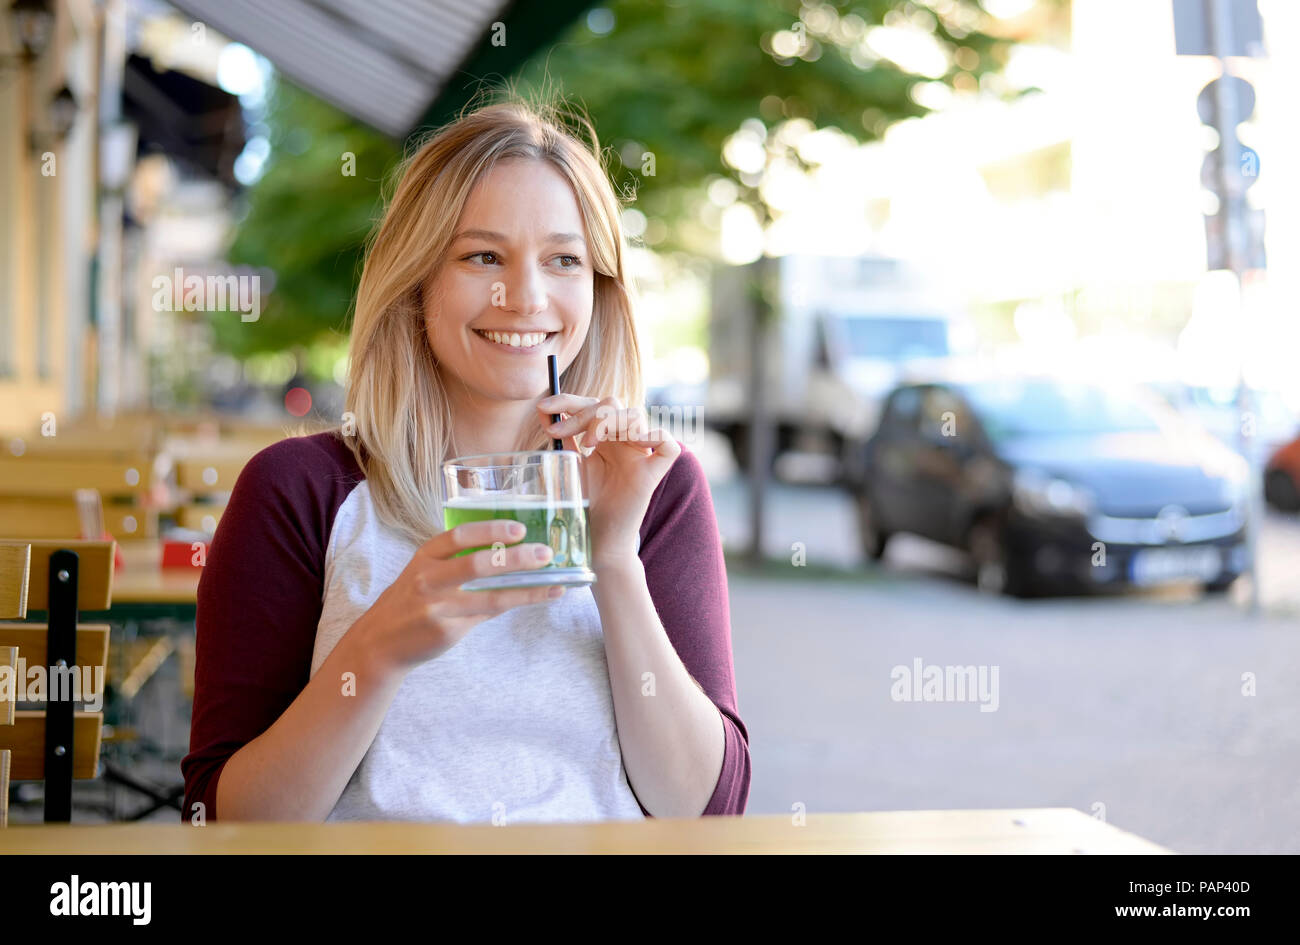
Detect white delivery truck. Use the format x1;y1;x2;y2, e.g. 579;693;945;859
706;253;975;478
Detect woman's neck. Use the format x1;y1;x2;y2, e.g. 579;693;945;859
445;384;541;458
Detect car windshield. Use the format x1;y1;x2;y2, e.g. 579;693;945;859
838;315;950;360
959;379;1164;440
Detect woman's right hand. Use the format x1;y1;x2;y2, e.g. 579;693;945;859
352;519;562;674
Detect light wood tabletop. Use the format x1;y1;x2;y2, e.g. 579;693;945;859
111;541;201;607
0;808;1172;854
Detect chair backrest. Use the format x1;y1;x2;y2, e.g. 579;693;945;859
174;503;226;536
30;413;161;453
0;494;157;541
0;543;30;620
0;539;114;824
1;644;14;826
165;438;262;538
171;450;255;494
0;449;154;500
1;645;14;727
0;539;114;613
0;546;25;827
0;439;158;544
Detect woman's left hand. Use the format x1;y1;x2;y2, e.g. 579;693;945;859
536;394;681;569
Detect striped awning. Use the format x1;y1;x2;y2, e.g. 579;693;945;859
164;0;593;139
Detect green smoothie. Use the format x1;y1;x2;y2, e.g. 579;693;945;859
443;496;590;568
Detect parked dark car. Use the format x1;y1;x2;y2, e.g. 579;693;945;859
1264;433;1300;512
848;376;1252;597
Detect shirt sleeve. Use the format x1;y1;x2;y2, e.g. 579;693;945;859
635;443;751;816
180;435;344;823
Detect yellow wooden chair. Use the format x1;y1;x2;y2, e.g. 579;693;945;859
0;449;154;499
0;492;158;542
0;539;114;824
0;541;27;827
166;441;260;537
0;443;158;541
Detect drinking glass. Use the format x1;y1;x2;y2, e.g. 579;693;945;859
442;450;595;591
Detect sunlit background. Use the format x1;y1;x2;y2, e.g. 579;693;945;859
1;0;1298;850
5;0;1298;424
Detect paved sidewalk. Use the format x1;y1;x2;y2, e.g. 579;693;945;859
726;569;1300;853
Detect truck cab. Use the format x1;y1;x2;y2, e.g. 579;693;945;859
707;253;973;479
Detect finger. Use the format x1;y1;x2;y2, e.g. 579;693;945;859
422;518;527;560
577;412;608;450
545;413;584;438
573;398;629;447
562;431;586;456
624;406;652;441
574;408;662;456
646;435;683;475
446;583;566;616
537;393;598;420
598;408;660;447
442;540;556;587
546;405;600;438
544;395;622;439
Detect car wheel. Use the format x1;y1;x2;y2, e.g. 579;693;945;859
837;435;866;488
968;517;1031;597
855;490;891;561
1264;468;1300;511
726;424;781;476
1203;574;1239;595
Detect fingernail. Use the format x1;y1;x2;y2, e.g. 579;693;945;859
534;544;553;560
508;521;526;536
548;586;565;598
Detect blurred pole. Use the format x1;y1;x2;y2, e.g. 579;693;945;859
1206;0;1260;613
746;256;775;567
96;0;129;418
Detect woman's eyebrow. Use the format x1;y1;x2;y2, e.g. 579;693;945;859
451;228;585;246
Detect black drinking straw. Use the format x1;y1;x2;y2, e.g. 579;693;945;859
547;354;563;450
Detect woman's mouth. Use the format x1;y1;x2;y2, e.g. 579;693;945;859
472;328;556;352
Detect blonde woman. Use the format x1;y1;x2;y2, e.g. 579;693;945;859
181;98;750;823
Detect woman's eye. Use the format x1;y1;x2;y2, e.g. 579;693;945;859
463;252;580;268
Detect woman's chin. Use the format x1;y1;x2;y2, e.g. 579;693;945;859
470;378;547;403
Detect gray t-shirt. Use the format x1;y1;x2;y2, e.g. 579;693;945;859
312;479;644;823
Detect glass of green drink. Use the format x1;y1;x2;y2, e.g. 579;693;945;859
442;450;595;591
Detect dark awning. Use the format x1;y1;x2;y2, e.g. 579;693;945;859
164;0;595;140
122;53;245;185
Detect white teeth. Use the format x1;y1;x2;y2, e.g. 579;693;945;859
477;330;548;348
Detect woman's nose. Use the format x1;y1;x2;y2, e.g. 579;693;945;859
499;263;547;316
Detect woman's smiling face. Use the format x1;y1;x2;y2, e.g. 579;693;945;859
423;157;594;403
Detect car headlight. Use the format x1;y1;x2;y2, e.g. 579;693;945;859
1209;452;1251;509
1012;469;1095;519
1218;472;1251;512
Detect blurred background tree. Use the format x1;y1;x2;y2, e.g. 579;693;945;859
220;83;399;367
223;0;1059;372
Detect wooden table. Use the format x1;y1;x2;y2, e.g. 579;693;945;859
111;541;201;609
0;808;1171;854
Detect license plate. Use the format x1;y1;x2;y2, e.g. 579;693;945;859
1130;546;1222;586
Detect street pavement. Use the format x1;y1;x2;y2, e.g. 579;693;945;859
693;433;1300;853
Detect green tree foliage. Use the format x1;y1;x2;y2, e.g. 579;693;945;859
221;84;399;360
517;0;1017;243
224;0;1050;363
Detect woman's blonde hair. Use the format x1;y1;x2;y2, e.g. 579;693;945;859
343;91;644;546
